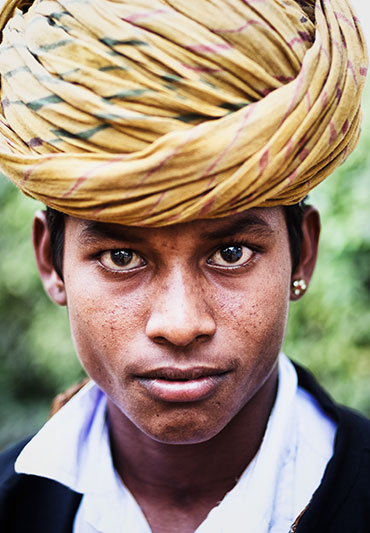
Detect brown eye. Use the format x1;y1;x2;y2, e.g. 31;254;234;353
220;245;243;263
99;249;145;271
208;245;253;267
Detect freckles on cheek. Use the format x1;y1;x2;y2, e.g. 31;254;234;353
249;286;290;340
218;283;289;324
67;299;120;377
66;289;148;388
212;274;290;354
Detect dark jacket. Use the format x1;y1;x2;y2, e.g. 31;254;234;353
1;364;370;532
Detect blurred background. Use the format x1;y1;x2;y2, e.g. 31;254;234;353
0;0;369;451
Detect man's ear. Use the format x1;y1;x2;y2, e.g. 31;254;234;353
290;205;320;301
33;210;67;306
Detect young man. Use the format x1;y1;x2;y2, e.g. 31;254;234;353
0;0;369;531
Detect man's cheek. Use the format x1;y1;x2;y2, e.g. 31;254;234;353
67;303;115;365
219;284;289;333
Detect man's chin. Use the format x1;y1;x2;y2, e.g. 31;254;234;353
106;389;239;446
140;421;224;446
128;405;233;446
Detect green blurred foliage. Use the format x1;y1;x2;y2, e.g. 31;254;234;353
284;83;370;413
0;184;84;450
1;88;370;451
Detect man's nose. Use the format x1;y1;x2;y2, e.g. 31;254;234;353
145;267;216;347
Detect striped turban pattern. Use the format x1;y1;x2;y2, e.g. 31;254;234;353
0;0;367;225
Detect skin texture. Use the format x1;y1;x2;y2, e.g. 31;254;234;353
33;206;320;533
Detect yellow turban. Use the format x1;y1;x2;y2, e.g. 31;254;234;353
0;0;367;225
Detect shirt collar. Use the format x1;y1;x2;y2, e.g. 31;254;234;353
15;379;113;494
196;353;298;532
15;354;300;532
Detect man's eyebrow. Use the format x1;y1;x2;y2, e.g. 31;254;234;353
202;213;274;241
78;221;144;245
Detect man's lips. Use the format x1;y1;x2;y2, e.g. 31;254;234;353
135;366;229;403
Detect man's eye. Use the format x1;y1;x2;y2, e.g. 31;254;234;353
208;245;253;267
98;249;145;271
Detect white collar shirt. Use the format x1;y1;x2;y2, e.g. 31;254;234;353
15;354;337;532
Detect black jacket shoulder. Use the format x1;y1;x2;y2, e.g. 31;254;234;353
0;438;82;532
293;364;370;533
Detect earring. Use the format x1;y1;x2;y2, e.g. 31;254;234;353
292;279;307;297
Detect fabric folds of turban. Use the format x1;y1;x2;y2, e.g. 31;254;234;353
0;0;367;225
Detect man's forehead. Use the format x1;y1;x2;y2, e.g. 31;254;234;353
71;207;282;245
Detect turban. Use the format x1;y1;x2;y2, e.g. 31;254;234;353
0;0;367;225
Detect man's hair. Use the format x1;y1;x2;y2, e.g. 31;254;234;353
45;207;65;281
45;202;307;280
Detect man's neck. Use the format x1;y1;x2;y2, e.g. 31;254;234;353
106;367;278;531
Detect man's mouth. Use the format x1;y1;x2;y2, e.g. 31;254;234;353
135;367;229;403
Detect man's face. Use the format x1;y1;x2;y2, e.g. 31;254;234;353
50;207;294;444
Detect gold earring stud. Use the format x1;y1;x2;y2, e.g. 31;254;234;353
292;279;307;296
